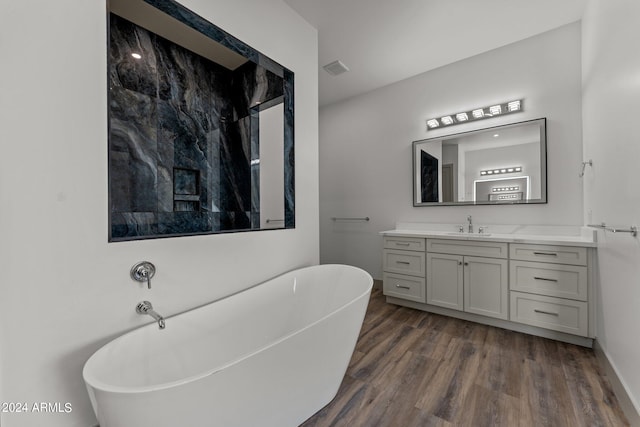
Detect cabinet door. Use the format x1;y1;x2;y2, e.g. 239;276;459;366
427;253;463;311
464;256;508;320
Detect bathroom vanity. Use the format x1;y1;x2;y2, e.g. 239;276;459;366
381;223;596;346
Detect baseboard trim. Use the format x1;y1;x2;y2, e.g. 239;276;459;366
372;279;382;290
593;340;640;427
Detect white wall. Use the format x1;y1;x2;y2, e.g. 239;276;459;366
320;22;583;278
0;0;318;426
582;0;640;416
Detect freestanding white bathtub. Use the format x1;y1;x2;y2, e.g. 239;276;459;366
83;264;372;427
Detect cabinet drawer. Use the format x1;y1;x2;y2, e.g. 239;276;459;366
509;244;587;266
510;292;588;336
383;250;425;277
510;261;587;301
383;273;426;303
384;236;425;252
427;239;508;259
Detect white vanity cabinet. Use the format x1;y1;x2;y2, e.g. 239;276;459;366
380;228;596;347
382;236;426;303
509;244;589;336
426;239;508;320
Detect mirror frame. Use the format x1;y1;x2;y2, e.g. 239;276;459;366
412;118;547;207
107;0;295;241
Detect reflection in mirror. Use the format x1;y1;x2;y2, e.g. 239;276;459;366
413;118;546;206
108;0;294;241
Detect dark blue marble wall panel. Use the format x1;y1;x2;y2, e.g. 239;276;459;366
283;70;295;228
109;87;159;214
250;111;260;229
231;62;285;120
219;118;251;214
109;2;294;241
110;16;158;97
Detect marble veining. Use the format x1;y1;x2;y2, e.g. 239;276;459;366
283;71;295;227
109;9;294;240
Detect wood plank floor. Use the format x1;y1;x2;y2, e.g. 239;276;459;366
301;289;629;427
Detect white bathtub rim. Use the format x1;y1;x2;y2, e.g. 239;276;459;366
83;264;372;395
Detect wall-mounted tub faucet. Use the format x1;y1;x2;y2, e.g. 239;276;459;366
136;301;165;329
131;261;156;289
467;215;473;233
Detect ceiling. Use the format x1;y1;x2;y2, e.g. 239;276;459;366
283;0;587;106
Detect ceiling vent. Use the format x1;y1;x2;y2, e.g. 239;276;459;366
323;60;350;76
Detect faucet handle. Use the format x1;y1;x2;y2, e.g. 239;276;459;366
458;225;464;233
136;300;153;314
131;261;156;289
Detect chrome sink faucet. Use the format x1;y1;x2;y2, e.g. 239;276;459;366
467;215;473;233
136;301;165;329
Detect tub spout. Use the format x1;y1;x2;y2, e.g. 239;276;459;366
136;301;165;329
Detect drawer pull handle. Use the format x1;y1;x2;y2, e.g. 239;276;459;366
534;277;558;282
395;284;411;290
396;242;411;246
533;252;558;257
534;309;559;316
396;261;411;265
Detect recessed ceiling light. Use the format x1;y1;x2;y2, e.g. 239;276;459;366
494;134;499;138
131;53;142;59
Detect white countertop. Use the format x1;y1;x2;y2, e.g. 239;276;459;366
381;222;597;247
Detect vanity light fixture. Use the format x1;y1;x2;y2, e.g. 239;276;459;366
492;186;520;192
427;119;439;129
507;100;521;112
480;166;522;176
426;99;524;130
441;115;454;125
496;194;520;200
472;109;485;119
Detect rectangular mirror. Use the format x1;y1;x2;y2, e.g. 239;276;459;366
413;118;547;206
108;0;294;241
